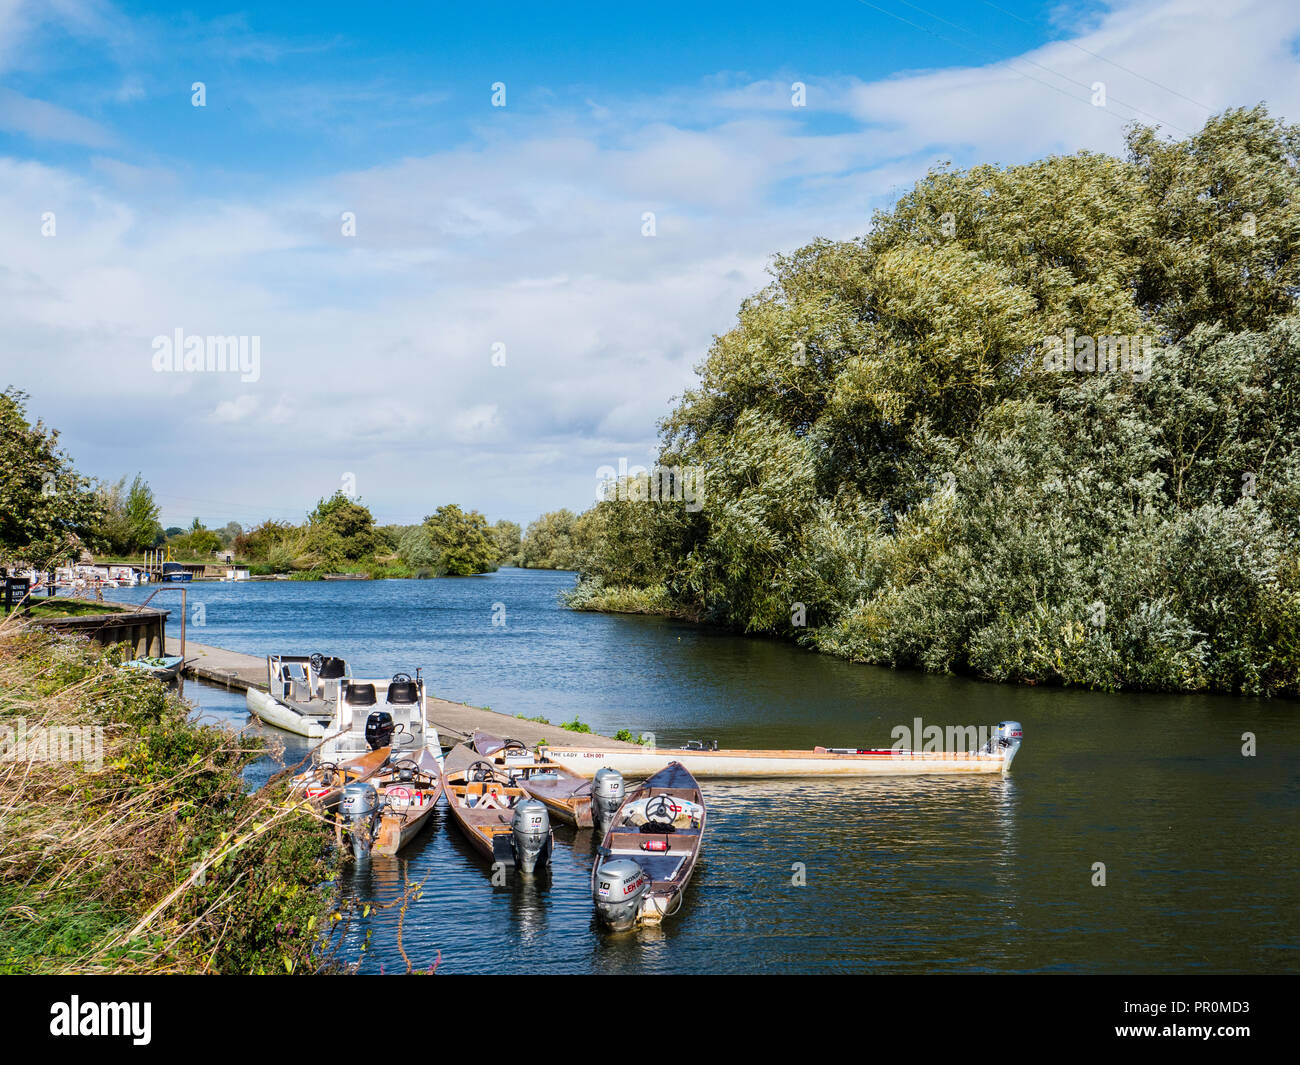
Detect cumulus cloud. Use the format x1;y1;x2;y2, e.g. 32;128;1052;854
2;0;1298;526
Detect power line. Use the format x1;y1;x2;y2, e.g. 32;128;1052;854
850;0;1194;137
978;0;1215;114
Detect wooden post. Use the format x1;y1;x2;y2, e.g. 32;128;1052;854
178;587;187;697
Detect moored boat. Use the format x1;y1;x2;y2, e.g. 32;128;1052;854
296;670;445;857
591;761;706;931
470;731;596;827
245;652;351;738
340;749;442;857
553;721;1024;779
120;654;183;682
440;743;555;873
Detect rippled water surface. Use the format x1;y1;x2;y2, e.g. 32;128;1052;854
105;571;1299;973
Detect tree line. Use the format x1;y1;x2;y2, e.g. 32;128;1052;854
0;390;597;578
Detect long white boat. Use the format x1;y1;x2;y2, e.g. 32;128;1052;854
245;652;350;738
548;720;1023;779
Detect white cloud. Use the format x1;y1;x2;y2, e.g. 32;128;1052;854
2;0;1299;527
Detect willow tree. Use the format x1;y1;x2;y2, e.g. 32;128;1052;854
576;106;1300;696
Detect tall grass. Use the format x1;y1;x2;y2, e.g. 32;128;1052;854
0;620;349;973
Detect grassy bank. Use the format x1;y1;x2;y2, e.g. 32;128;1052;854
0;621;344;974
17;598;127;618
563;578;694;619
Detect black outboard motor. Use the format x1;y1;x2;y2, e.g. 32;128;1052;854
365;710;395;750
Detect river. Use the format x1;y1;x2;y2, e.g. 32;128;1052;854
104;569;1299;974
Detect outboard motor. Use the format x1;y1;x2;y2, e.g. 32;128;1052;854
592;768;625;827
995;720;1023;770
510;798;551;873
340;781;379;860
592;859;650;931
365;710;395;751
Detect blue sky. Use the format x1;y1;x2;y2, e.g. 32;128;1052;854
1;0;1296;530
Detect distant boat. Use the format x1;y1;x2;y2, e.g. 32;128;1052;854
322;572;369;581
160;562;192;583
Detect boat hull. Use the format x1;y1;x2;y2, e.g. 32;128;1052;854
246;687;329;738
549;745;1016;779
520;784;593;828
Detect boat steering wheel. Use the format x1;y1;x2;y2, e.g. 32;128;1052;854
645;795;677;826
391;671;412;684
502;738;528;752
389;756;432;783
309;652;325;671
466;760;507;785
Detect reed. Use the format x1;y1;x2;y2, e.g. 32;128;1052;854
0;617;349;974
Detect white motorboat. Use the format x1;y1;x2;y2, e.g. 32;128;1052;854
245;653;350;738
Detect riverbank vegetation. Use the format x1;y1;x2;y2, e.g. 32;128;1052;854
232;497;518;577
0;621;346;973
569;106;1300;697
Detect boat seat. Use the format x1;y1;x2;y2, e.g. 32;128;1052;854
316;657;347;680
387;680;419;704
346;682;377;706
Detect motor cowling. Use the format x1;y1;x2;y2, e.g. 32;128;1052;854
509;798;551;873
365;710;395;751
340;781;379;859
593;858;650;931
994;720;1023;771
592;767;625;826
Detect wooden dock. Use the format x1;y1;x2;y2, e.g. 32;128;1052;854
166;638;637;750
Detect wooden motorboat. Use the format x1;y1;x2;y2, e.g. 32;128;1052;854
440;743;554;873
592;761;706;931
246;652;351;738
470;731;594;827
553;721;1024;779
358;747;443;856
292;670;445;857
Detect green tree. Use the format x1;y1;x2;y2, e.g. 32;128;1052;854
0;389;102;571
423;504;499;575
491;520;522;567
